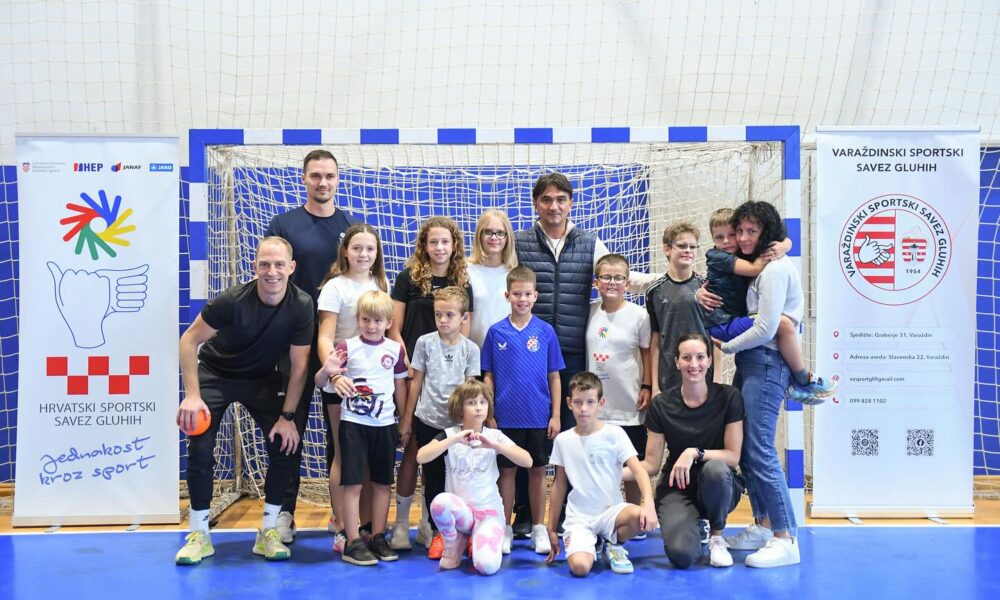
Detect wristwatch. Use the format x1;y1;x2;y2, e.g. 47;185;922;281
696;448;706;463
281;410;296;422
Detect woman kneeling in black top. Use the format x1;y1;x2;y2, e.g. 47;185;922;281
628;333;744;568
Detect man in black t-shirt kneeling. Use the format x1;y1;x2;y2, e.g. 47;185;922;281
174;236;319;565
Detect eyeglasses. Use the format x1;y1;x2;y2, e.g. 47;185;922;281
672;243;699;251
482;229;507;239
597;274;627;284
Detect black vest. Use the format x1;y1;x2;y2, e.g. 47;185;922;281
515;224;597;361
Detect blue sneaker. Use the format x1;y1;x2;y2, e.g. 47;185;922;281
787;376;837;405
604;542;633;574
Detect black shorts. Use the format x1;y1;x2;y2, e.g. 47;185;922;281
338;420;398;486
321;390;343;406
498;428;549;469
621;425;648;461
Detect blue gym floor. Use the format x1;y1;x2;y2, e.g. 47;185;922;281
2;526;998;599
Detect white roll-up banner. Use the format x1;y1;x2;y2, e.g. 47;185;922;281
14;135;180;525
813;127;978;517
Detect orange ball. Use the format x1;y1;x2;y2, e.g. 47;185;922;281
182;410;211;436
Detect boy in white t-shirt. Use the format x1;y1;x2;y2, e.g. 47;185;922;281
586;253;652;508
546;371;657;577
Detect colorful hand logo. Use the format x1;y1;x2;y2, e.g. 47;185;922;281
60;189;136;260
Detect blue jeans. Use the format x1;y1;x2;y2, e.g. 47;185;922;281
735;346;797;533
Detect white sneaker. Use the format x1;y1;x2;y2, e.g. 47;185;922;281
725;523;773;550
389;520;412;551
415;520;434;548
276;511;296;544
331;529;347;554
708;535;733;567
502;525;513;555
530;524;551;554
604;542;633;574
745;536;800;568
326;516;338;534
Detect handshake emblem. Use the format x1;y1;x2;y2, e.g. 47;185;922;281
47;262;149;349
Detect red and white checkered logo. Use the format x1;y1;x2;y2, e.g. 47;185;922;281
46;355;150;395
901;237;927;262
592;353;609;364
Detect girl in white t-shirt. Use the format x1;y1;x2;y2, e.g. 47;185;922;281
417;380;531;575
467;209;518;349
315;223;389;552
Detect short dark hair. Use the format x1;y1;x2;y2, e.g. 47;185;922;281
532;172;573;201
302;149;339;173
674;332;711;356
731;201;786;260
568;371;603;399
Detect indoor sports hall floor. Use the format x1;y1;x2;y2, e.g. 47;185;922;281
1;497;999;599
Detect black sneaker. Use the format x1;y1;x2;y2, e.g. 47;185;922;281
342;538;378;566
699;519;710;544
368;532;399;562
511;509;531;539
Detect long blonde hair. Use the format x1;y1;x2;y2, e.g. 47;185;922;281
468;209;518;270
318;223;389;291
406;216;469;295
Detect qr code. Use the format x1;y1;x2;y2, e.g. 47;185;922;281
906;429;934;456
851;428;879;456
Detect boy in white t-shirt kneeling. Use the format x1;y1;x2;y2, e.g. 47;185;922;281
546;372;657;577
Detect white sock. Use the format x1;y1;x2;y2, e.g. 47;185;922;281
396;494;413;527
190;508;210;534
420;497;430;527
262;502;281;530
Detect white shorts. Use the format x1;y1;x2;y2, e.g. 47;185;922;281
562;502;632;557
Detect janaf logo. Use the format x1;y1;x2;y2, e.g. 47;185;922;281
839;194;952;306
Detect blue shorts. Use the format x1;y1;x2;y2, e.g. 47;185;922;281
709;316;755;342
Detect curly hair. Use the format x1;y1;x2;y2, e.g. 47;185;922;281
731;201;787;261
407;216;469;295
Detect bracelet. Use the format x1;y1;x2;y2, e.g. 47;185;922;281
640;384;652;391
329;373;344;383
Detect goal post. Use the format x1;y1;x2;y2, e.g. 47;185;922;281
183;125;807;521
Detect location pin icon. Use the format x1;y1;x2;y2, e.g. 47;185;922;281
833;331;840;338
833;352;840;360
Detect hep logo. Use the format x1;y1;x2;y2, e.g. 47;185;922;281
60;189;136;260
73;162;103;172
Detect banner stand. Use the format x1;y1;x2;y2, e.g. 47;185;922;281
14;134;180;526
812;127;978;519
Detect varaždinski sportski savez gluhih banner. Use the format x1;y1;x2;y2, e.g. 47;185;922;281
813;127;978;518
